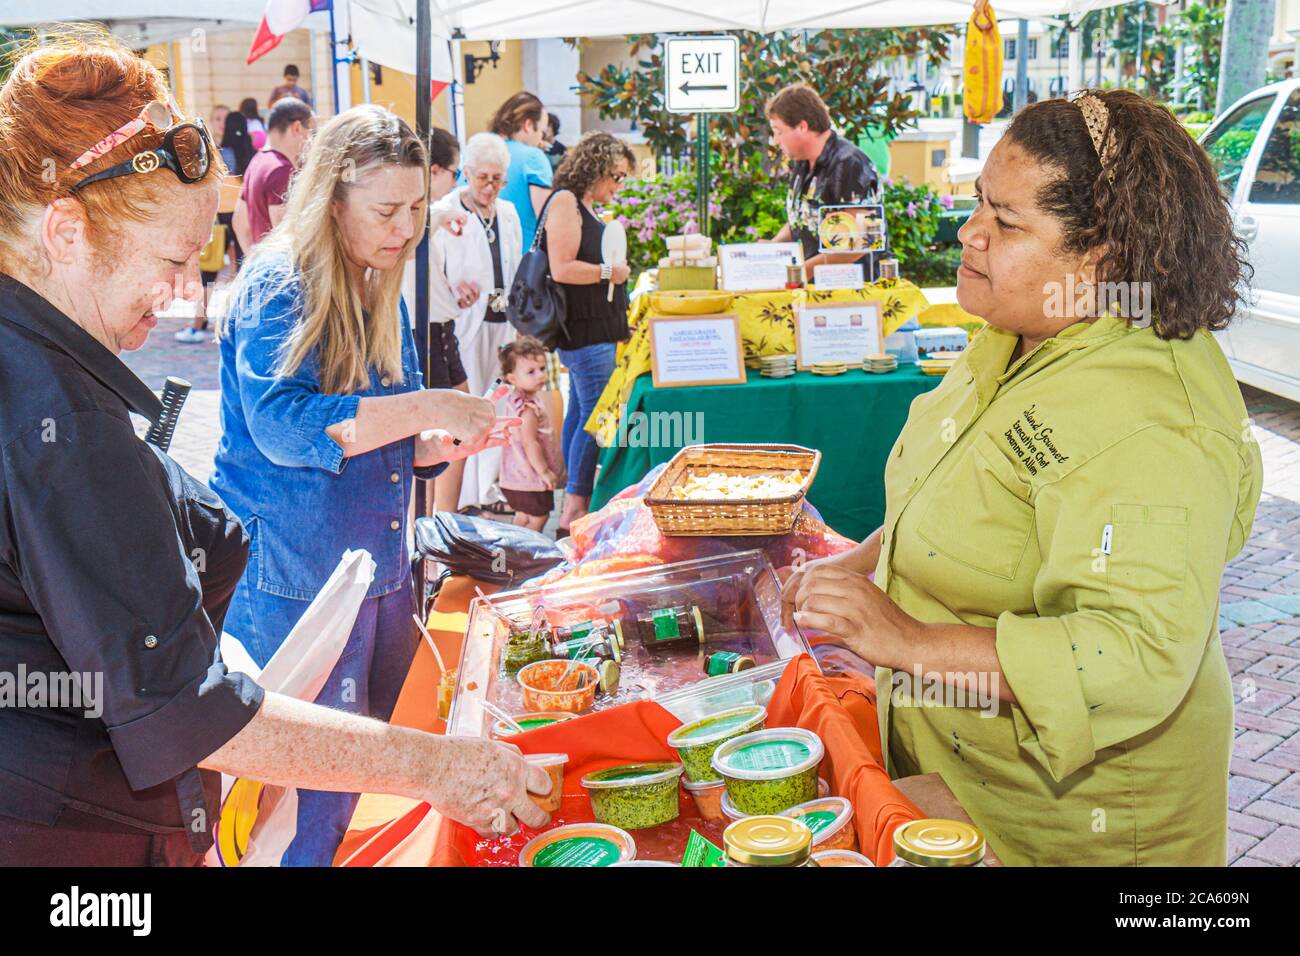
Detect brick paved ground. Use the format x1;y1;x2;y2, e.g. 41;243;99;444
122;317;1300;865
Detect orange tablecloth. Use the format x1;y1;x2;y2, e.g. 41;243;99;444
334;571;927;866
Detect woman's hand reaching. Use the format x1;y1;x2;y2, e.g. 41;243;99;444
422;737;552;838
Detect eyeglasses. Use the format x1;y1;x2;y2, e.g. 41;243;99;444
69;100;214;194
471;173;507;188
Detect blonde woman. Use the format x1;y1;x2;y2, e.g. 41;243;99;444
212;105;519;866
433;132;524;511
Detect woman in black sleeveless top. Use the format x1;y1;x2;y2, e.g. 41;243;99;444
542;132;636;533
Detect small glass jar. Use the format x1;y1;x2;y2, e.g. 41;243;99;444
878;258;900;281
888;818;986;867
723;815;818;867
634;605;705;650
703;650;756;676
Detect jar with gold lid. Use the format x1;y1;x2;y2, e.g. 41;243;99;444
723;815;818;867
888;818;986;867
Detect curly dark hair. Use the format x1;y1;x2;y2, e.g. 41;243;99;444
552;132;636;200
1004;89;1251;340
499;335;547;376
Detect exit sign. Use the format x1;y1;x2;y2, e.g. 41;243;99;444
665;35;739;114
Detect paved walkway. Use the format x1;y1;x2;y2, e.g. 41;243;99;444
122;314;1300;866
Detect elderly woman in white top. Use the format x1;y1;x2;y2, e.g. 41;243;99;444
434;132;523;511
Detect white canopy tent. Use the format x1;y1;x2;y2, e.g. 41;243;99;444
0;2;331;46
351;0;1149;40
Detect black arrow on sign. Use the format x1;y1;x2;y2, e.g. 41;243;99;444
679;80;728;95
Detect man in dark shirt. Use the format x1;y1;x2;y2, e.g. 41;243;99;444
766;82;881;276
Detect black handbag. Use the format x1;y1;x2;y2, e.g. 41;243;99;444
507;191;568;349
413;513;565;586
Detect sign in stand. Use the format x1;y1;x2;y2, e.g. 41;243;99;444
665;35;739;237
719;242;803;292
795;303;885;370
649;313;747;388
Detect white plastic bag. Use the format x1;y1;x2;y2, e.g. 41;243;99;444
206;548;376;866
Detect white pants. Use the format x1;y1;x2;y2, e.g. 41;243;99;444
454;318;516;510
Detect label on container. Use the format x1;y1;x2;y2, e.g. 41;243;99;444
705;651;743;676
798;810;838;835
678;709;759;742
729;740;812;772
531;836;621;867
652;607;681;641
681;831;727;868
517;717;560;731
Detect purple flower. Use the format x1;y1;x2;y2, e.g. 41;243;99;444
939;194;954;210
906;202;918;218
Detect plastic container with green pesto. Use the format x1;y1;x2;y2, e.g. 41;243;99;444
782;796;856;851
711;727;824;816
666;704;767;783
581;762;684;830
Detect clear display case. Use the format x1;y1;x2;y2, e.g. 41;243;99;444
446;550;814;737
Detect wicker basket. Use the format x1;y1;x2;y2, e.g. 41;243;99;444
644;443;822;537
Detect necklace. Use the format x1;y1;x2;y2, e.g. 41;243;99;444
467;195;497;244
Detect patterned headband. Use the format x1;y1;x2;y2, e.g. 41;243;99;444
1072;92;1116;184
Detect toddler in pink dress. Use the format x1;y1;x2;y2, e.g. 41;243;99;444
498;336;565;531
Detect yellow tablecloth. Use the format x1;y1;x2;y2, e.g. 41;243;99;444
587;277;978;444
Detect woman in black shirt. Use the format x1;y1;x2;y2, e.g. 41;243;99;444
542;132;635;533
0;29;550;865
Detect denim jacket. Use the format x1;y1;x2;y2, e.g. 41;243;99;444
211;255;443;601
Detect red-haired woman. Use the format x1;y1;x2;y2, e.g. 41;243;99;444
0;27;550;866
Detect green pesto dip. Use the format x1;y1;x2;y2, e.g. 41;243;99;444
581;762;683;830
712;728;825;816
666;705;767;783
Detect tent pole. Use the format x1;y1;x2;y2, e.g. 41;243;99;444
415;0;434;605
329;2;341;115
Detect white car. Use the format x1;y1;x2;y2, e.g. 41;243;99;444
1200;78;1300;402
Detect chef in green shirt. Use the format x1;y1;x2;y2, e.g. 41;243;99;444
784;90;1263;866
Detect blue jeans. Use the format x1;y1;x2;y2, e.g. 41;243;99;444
558;343;616;498
223;571;419;867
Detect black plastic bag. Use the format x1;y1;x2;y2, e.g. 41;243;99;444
414;513;566;586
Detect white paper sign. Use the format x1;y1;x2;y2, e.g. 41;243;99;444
665;35;740;114
649;314;746;387
795;303;884;370
719;242;803;292
813;264;866;290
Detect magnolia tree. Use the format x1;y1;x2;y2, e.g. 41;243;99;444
575;29;952;170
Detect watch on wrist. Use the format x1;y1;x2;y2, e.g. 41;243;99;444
600;262;612;281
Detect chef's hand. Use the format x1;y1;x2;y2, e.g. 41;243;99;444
454;280;481;309
424;389;496;443
610;262;630;284
423;737;551;838
788;563;920;669
779;549;868;631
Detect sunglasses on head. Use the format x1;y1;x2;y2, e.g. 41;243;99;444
69;100;214;194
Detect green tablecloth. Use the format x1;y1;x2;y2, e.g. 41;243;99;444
590;366;942;542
